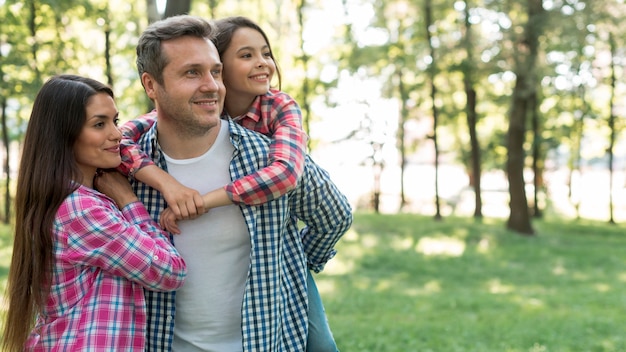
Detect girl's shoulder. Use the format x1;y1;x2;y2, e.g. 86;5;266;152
261;89;299;110
266;88;294;100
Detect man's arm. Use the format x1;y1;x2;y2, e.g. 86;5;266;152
290;155;353;273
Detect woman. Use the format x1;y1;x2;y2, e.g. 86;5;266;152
1;75;186;351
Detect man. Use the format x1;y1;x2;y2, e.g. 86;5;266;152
124;15;353;351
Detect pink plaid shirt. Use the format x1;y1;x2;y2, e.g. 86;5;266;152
119;89;307;205
25;185;186;351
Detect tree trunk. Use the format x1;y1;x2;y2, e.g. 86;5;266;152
397;69;408;211
297;0;312;150
104;7;113;87
506;0;544;235
1;100;9;223
530;90;542;218
507;77;533;234
425;0;441;221
164;0;192;18
607;32;616;225
29;0;41;84
463;0;482;218
146;0;160;23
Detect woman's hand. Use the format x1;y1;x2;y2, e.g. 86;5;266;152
94;169;139;209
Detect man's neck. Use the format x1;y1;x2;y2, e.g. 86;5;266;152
156;117;221;159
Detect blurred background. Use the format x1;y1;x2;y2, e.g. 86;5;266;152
3;2;626;350
1;0;626;233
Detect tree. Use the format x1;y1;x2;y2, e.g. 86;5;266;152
506;0;545;235
146;0;191;22
607;32;617;224
461;0;483;218
424;0;442;220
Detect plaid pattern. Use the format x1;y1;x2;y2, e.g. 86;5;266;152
229;89;307;204
119;89;307;206
26;185;186;351
128;119;353;351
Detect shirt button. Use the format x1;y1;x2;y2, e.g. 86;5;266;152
153;255;159;261
166;315;173;322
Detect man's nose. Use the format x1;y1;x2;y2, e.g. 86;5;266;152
201;74;219;90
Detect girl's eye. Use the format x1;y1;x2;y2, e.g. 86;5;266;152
263;52;272;58
113;118;120;126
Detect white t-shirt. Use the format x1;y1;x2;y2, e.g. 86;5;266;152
167;122;251;352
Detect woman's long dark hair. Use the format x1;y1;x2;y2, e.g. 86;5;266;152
213;16;283;90
1;75;113;352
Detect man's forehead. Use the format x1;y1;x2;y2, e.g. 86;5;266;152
162;36;221;65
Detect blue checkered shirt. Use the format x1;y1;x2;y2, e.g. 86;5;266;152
129;118;353;351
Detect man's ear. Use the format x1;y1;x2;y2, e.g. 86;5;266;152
141;73;158;100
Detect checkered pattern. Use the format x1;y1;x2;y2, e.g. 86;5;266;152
26;186;186;351
128;119;353;351
119;89;307;206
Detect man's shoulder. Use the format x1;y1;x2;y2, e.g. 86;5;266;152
227;119;271;143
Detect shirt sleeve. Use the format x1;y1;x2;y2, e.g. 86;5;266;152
60;194;186;291
290;155;353;272
117;110;158;177
226;95;307;205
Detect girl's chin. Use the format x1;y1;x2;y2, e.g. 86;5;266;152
252;87;269;95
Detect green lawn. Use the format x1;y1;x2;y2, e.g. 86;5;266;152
1;214;625;351
318;214;626;352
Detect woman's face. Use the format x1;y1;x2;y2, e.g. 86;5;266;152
73;92;121;185
221;27;276;101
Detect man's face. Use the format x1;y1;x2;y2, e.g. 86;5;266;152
144;36;226;136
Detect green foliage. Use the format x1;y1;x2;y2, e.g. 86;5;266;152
318;213;626;351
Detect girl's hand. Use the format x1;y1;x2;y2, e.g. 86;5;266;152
161;181;206;220
159;207;181;234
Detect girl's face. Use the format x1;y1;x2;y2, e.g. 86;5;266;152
73;92;122;185
221;27;276;101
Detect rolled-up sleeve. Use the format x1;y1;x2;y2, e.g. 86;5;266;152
61;194;186;291
118;111;158;178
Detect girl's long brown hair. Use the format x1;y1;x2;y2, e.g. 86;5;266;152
1;75;113;352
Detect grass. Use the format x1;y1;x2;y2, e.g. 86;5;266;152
1;214;625;351
317;213;626;352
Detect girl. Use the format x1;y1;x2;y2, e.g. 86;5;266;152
119;16;340;352
1;75;187;351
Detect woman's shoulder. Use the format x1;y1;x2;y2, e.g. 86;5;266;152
57;185;115;219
